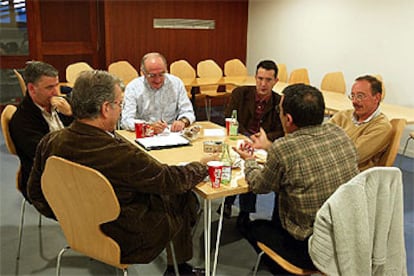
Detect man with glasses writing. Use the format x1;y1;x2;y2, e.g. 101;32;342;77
329;75;392;171
121;52;195;134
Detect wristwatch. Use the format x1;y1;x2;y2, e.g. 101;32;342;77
179;117;190;127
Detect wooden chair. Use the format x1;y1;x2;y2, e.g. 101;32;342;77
288;68;310;85
224;58;247;93
41;156;179;275
13;69;27;96
65;61;93;85
277;63;288;83
320;71;346;94
108;60;138;86
197;59;228;120
1;104;42;260
378;118;407;166
170;59;197;97
253;242;322;275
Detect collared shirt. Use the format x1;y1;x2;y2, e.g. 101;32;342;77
351;105;381;125
247;93;271;134
244;123;359;240
121;73;195;130
34;102;64;132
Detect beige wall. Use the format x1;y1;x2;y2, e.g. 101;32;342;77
246;0;414;157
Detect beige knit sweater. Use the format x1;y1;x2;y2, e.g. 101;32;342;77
329;109;392;171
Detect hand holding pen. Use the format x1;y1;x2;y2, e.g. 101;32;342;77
151;120;168;134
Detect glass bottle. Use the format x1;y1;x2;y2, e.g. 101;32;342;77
229;109;239;138
220;143;232;185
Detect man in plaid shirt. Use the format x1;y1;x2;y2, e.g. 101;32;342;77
234;83;359;273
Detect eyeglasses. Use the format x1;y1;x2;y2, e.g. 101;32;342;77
111;100;123;108
145;72;166;79
348;94;367;102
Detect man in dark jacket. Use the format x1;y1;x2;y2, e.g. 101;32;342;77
222;60;284;227
9;61;73;200
28;70;216;275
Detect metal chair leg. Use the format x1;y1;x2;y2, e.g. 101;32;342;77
169;242;180;276
253;251;265;276
16;198;26;260
56;246;70;276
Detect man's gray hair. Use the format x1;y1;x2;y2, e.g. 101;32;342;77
71;70;122;119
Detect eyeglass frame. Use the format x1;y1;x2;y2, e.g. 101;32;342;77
348;93;368;102
143;71;166;79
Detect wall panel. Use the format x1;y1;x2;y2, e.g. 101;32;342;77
104;0;248;71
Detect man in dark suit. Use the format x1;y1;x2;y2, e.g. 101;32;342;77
9;61;73;200
222;60;284;229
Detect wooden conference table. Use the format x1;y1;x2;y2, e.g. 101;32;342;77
116;121;250;276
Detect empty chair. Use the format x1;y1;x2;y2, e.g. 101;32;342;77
277;63;288;83
197;59;228;120
41;156;179;276
224;58;248;76
378;118;407;166
288;68;310;85
1;105;42;260
13;69;27;95
224;58;248;93
320;71;346;94
253;241;321;275
65;62;93;85
170;59;197;96
108;60;138;86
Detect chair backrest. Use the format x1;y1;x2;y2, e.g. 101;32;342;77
41;156;127;269
108;60;138;86
277;63;288;83
378;118;407;166
66;62;93;85
320;71;346;94
197;59;223;93
170;59;196;95
1;105;17;155
170;59;196;79
288;68;310;84
13;69;27;96
224;58;247;77
224;59;248;93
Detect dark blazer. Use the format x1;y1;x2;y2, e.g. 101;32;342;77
225;86;284;141
28;121;208;263
9;93;73;200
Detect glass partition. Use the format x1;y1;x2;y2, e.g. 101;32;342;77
0;0;28;56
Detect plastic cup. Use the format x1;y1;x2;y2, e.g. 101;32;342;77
134;120;145;138
225;118;232;136
207;161;223;188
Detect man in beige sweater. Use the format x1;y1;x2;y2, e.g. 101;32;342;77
330;75;392;171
